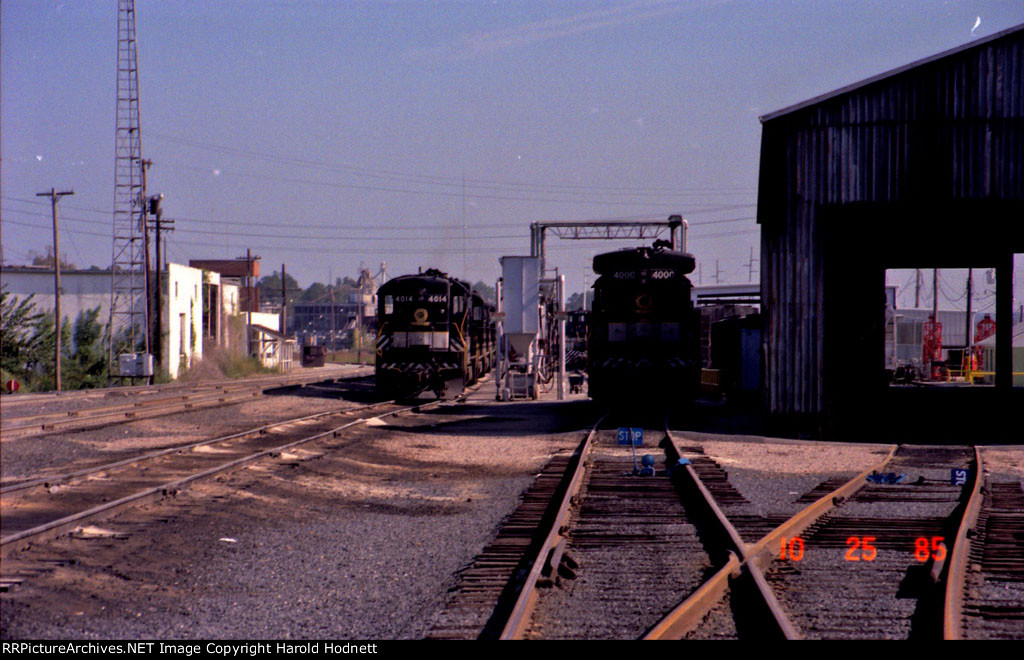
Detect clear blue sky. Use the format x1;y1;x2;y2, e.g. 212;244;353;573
3;0;1022;304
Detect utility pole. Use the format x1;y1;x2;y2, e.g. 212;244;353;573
246;248;253;356
965;268;973;359
932;269;939;319
281;263;288;336
915;268;921;308
147;194;170;370
462;172;467;279
37;188;74;392
356;271;364;365
582;269;590;311
140;159;153;380
332;285;338;361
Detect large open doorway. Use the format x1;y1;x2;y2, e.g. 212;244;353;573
883;267;1000;388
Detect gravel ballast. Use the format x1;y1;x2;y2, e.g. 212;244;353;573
1;384;585;639
0;373;373;483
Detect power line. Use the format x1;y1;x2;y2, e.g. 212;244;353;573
4;215;759;259
1;209;530;242
2;203;756;239
0;217;526;255
146;129;757;197
160;160;760;209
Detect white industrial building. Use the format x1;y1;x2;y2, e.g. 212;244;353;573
164;263;203;379
2;262;259;380
0;266;136;347
976;322;1024;387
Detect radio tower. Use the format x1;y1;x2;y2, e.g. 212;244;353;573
108;0;149;374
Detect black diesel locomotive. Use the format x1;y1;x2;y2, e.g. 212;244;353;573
588;244;700;402
375;269;495;398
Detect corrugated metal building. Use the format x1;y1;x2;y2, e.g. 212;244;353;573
758;25;1024;440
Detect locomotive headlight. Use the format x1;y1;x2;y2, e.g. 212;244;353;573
408;331;431;346
608;323;627;342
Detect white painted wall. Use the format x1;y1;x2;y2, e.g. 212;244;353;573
0;267;138;343
249;311;279;331
166;263;204;379
222;282;240;316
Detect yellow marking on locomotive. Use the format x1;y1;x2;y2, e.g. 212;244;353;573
376;321;388;356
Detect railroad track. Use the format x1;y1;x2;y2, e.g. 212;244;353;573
428;412;1004;639
0;364;362;407
949;449;1024;640
0;367;370;439
757;445;972;639
428;411;724;639
651;438;1002;640
0;387;476;590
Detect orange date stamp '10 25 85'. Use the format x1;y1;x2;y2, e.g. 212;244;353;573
778;536;946;562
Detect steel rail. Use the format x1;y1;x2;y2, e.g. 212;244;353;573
0;365;363;408
498;413;610;640
642;552;741;639
0;399;397;496
744;445;899;567
943;445;984;640
1;370;370;438
644;429;898;640
645;428;799;639
0;391;468;559
1;390;262;436
2;382;266;423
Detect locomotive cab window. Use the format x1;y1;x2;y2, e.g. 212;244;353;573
384;295;394;316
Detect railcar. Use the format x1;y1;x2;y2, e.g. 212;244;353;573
375;269;493;398
587;244;700;402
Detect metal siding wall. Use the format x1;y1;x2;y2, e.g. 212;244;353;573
760;28;1024;417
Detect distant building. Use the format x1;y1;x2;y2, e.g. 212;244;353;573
0;266;136;346
976;322;1024;387
2;262;245;380
189;258;292;370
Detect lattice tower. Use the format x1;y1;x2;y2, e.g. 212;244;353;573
108;0;149;370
